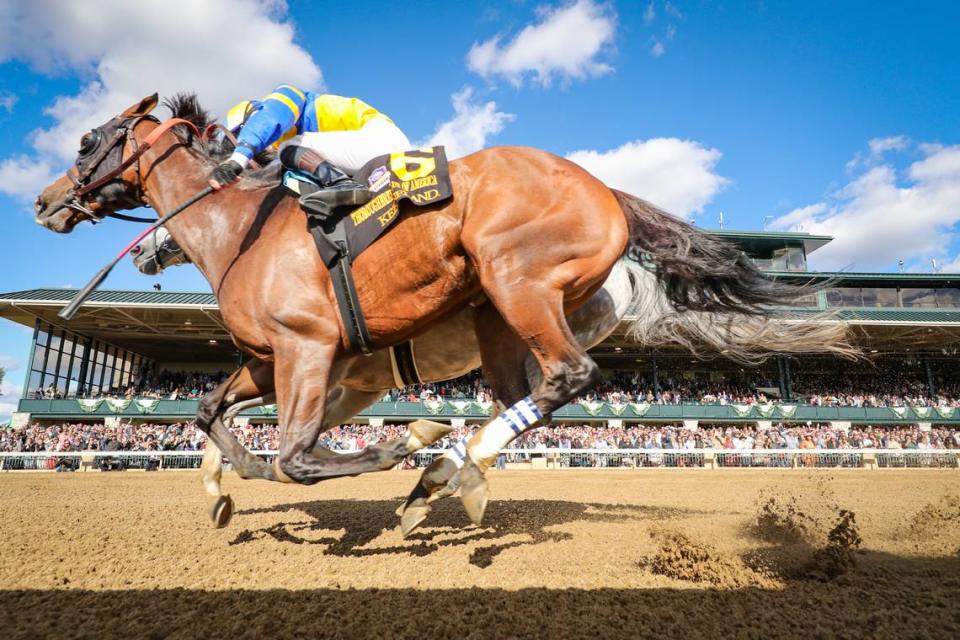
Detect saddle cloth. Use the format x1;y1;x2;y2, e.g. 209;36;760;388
287;146;453;267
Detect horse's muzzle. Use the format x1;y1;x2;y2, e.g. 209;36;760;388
34;197;77;233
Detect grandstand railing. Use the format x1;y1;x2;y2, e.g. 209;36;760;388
15;398;960;424
1;449;957;471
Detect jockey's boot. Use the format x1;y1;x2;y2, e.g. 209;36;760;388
280;146;372;217
299;161;373;216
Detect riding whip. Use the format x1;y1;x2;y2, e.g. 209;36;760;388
58;186;214;321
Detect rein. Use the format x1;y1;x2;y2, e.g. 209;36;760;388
201;122;261;170
59;185;214;321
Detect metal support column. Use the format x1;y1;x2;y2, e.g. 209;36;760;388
783;358;793;401
76;337;93;397
22;319;40;397
777;356;787;399
651;351;660;396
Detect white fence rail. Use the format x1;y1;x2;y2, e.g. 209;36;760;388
0;448;957;471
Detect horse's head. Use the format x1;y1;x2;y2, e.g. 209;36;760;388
34;94;160;233
131;227;190;275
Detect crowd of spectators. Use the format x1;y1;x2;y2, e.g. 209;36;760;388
3;421;958;453
495;423;960;451
32;369;231;401
30;366;960;409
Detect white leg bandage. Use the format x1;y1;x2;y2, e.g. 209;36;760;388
441;438;470;469
466;397;544;469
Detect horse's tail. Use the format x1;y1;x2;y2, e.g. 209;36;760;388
613;190;860;364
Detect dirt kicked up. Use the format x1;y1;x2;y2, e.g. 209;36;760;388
1;470;958;639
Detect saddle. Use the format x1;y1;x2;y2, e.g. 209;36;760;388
283;146;453;355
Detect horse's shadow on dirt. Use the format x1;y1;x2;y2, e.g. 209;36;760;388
232;498;705;568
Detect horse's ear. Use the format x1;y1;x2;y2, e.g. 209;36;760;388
121;93;159;117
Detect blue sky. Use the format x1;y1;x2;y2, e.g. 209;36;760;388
0;0;959;411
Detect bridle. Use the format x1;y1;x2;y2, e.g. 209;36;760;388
63;114;203;224
57;110;216;321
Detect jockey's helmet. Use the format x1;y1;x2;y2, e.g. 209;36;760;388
225;99;262;133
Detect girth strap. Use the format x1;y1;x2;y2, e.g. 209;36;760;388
310;218;373;356
389;341;422;386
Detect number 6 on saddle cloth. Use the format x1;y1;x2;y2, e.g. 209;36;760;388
282;146;453;355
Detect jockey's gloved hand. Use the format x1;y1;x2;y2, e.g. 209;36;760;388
208;160;244;190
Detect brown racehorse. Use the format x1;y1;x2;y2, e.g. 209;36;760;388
34;94;854;530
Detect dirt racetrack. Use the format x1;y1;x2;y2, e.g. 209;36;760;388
1;469;958;639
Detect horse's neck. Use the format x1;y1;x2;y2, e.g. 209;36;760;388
140;138;256;291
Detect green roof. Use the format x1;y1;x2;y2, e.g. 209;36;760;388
782;308;960;324
769;271;960;284
0;288;217;306
3;288;960;324
708;229;833;254
828;309;960;324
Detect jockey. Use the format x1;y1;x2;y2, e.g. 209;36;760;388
208;84;411;212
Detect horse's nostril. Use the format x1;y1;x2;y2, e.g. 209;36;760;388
34;196;44;214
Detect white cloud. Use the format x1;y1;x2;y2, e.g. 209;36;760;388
766;203;827;230
0;0;322;198
940;254;960;273
0;92;16;113
869;135;909;157
566;138;730;218
0;155;58;202
424;87;515;160
0;355;22;422
641;2;677;57
643;2;656;25
847;135;910;173
467;0;616;87
664;2;684;19
770;142;960;271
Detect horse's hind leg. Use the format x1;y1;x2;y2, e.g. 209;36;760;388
401;304;531;535
400;269;634;534
459;287;602;525
451;182;623;523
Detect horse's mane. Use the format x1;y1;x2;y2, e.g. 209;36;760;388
161;93;276;171
163;93;210;136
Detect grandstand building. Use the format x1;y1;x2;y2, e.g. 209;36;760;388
1;229;959;429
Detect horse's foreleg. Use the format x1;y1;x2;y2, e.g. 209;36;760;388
320;386;452;473
273;339;341;484
196;359;277;525
200;392;275;527
274;343;452;484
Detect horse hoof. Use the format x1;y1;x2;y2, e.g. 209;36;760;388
406;419;455;451
400;499;432;538
429;471;461;503
209;494;234;528
459;459;489;526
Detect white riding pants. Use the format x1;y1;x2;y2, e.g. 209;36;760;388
280;117;412;174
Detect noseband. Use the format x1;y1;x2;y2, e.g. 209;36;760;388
63;115;202;224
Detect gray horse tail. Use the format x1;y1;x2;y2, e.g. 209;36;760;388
613;190;859;364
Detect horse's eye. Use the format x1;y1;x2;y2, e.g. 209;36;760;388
78;130;99;156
